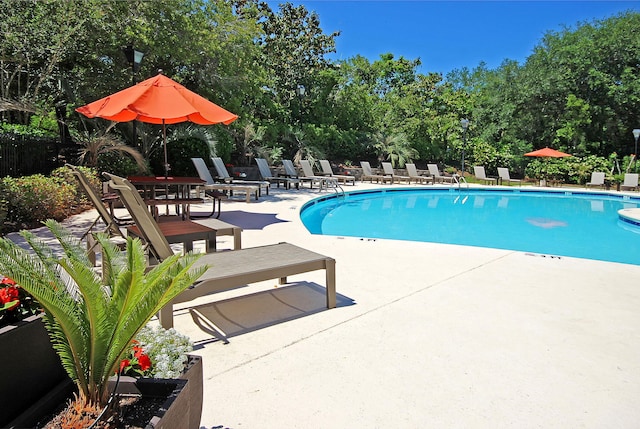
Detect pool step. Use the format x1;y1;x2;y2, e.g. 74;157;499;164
618;208;640;227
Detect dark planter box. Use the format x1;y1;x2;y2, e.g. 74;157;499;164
1;313;202;429
10;353;203;429
117;354;203;429
0;314;70;428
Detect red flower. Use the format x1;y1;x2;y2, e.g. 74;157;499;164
119;342;153;376
133;345;145;358
138;354;152;371
119;359;130;372
0;286;20;310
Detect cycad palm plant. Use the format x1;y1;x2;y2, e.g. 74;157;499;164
0;220;206;407
371;131;418;168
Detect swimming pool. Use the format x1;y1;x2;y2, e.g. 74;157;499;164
300;188;640;265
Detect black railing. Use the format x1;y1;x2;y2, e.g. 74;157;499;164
0;134;77;177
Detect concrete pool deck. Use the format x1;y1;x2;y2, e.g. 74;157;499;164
14;181;640;428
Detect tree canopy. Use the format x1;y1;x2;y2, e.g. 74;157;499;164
1;1;638;178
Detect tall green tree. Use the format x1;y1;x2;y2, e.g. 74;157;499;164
517;11;640;157
258;2;340;125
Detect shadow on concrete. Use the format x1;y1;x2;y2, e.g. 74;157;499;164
188;282;355;346
217;210;289;230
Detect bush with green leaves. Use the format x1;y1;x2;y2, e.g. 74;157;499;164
0;197;7;232
150;136;211;177
1;174;76;230
50;165;100;209
525;155;612;184
97;150;147;178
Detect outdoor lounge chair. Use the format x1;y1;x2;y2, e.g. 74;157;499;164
405;163;433;185
318;160;356;185
70;165;237;265
192;157;260;203
381;162;411;184
299;160;339;190
102;172;242;254
282;159;324;189
473;166;497;185
620;173;639;191
360;161;392;184
105;172;336;330
255;158;299;189
427;164;456;184
68;165;125;240
586;171;606;188
211;157;270;196
282;159;299;178
497;167;522;186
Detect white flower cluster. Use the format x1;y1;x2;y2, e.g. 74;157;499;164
136;325;194;379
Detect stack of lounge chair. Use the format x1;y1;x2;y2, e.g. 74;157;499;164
192;157;261;203
255;158;299;189
211;157;270;195
318;160;356;185
427;164;456;184
381;162;411;184
360;161;393;184
405;163;433;185
473;166;497;185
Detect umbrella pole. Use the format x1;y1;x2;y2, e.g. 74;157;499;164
162;120;169;178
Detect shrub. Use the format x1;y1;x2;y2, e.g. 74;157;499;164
50;165;100;210
1;174;76;231
148;136;211;177
97;150;147;178
525;155;611;184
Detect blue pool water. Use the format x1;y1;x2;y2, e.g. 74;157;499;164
300;188;640;265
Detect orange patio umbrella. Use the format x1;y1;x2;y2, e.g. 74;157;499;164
524;147;571;185
524;147;571;158
76;72;238;177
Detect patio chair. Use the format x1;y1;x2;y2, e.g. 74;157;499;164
360;161;393;184
405;163;433;185
620;173;639;191
68;164;125;240
255;158;299;189
191;158;260;204
473;166;497;185
586;172;606;188
299;160;340;190
381;162;411;184
70;165;234;264
497;167;522;186
318;160;356;186
427;164;456;184
282;159;323;189
282;158;299;178
102;172;242;254
104;172;336;330
68;165;127;264
211;157;270;196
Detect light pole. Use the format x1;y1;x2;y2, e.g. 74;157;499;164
123;45;144;145
296;84;306;125
633;129;640;172
460;118;469;175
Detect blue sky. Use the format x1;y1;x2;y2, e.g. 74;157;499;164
266;1;640;76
